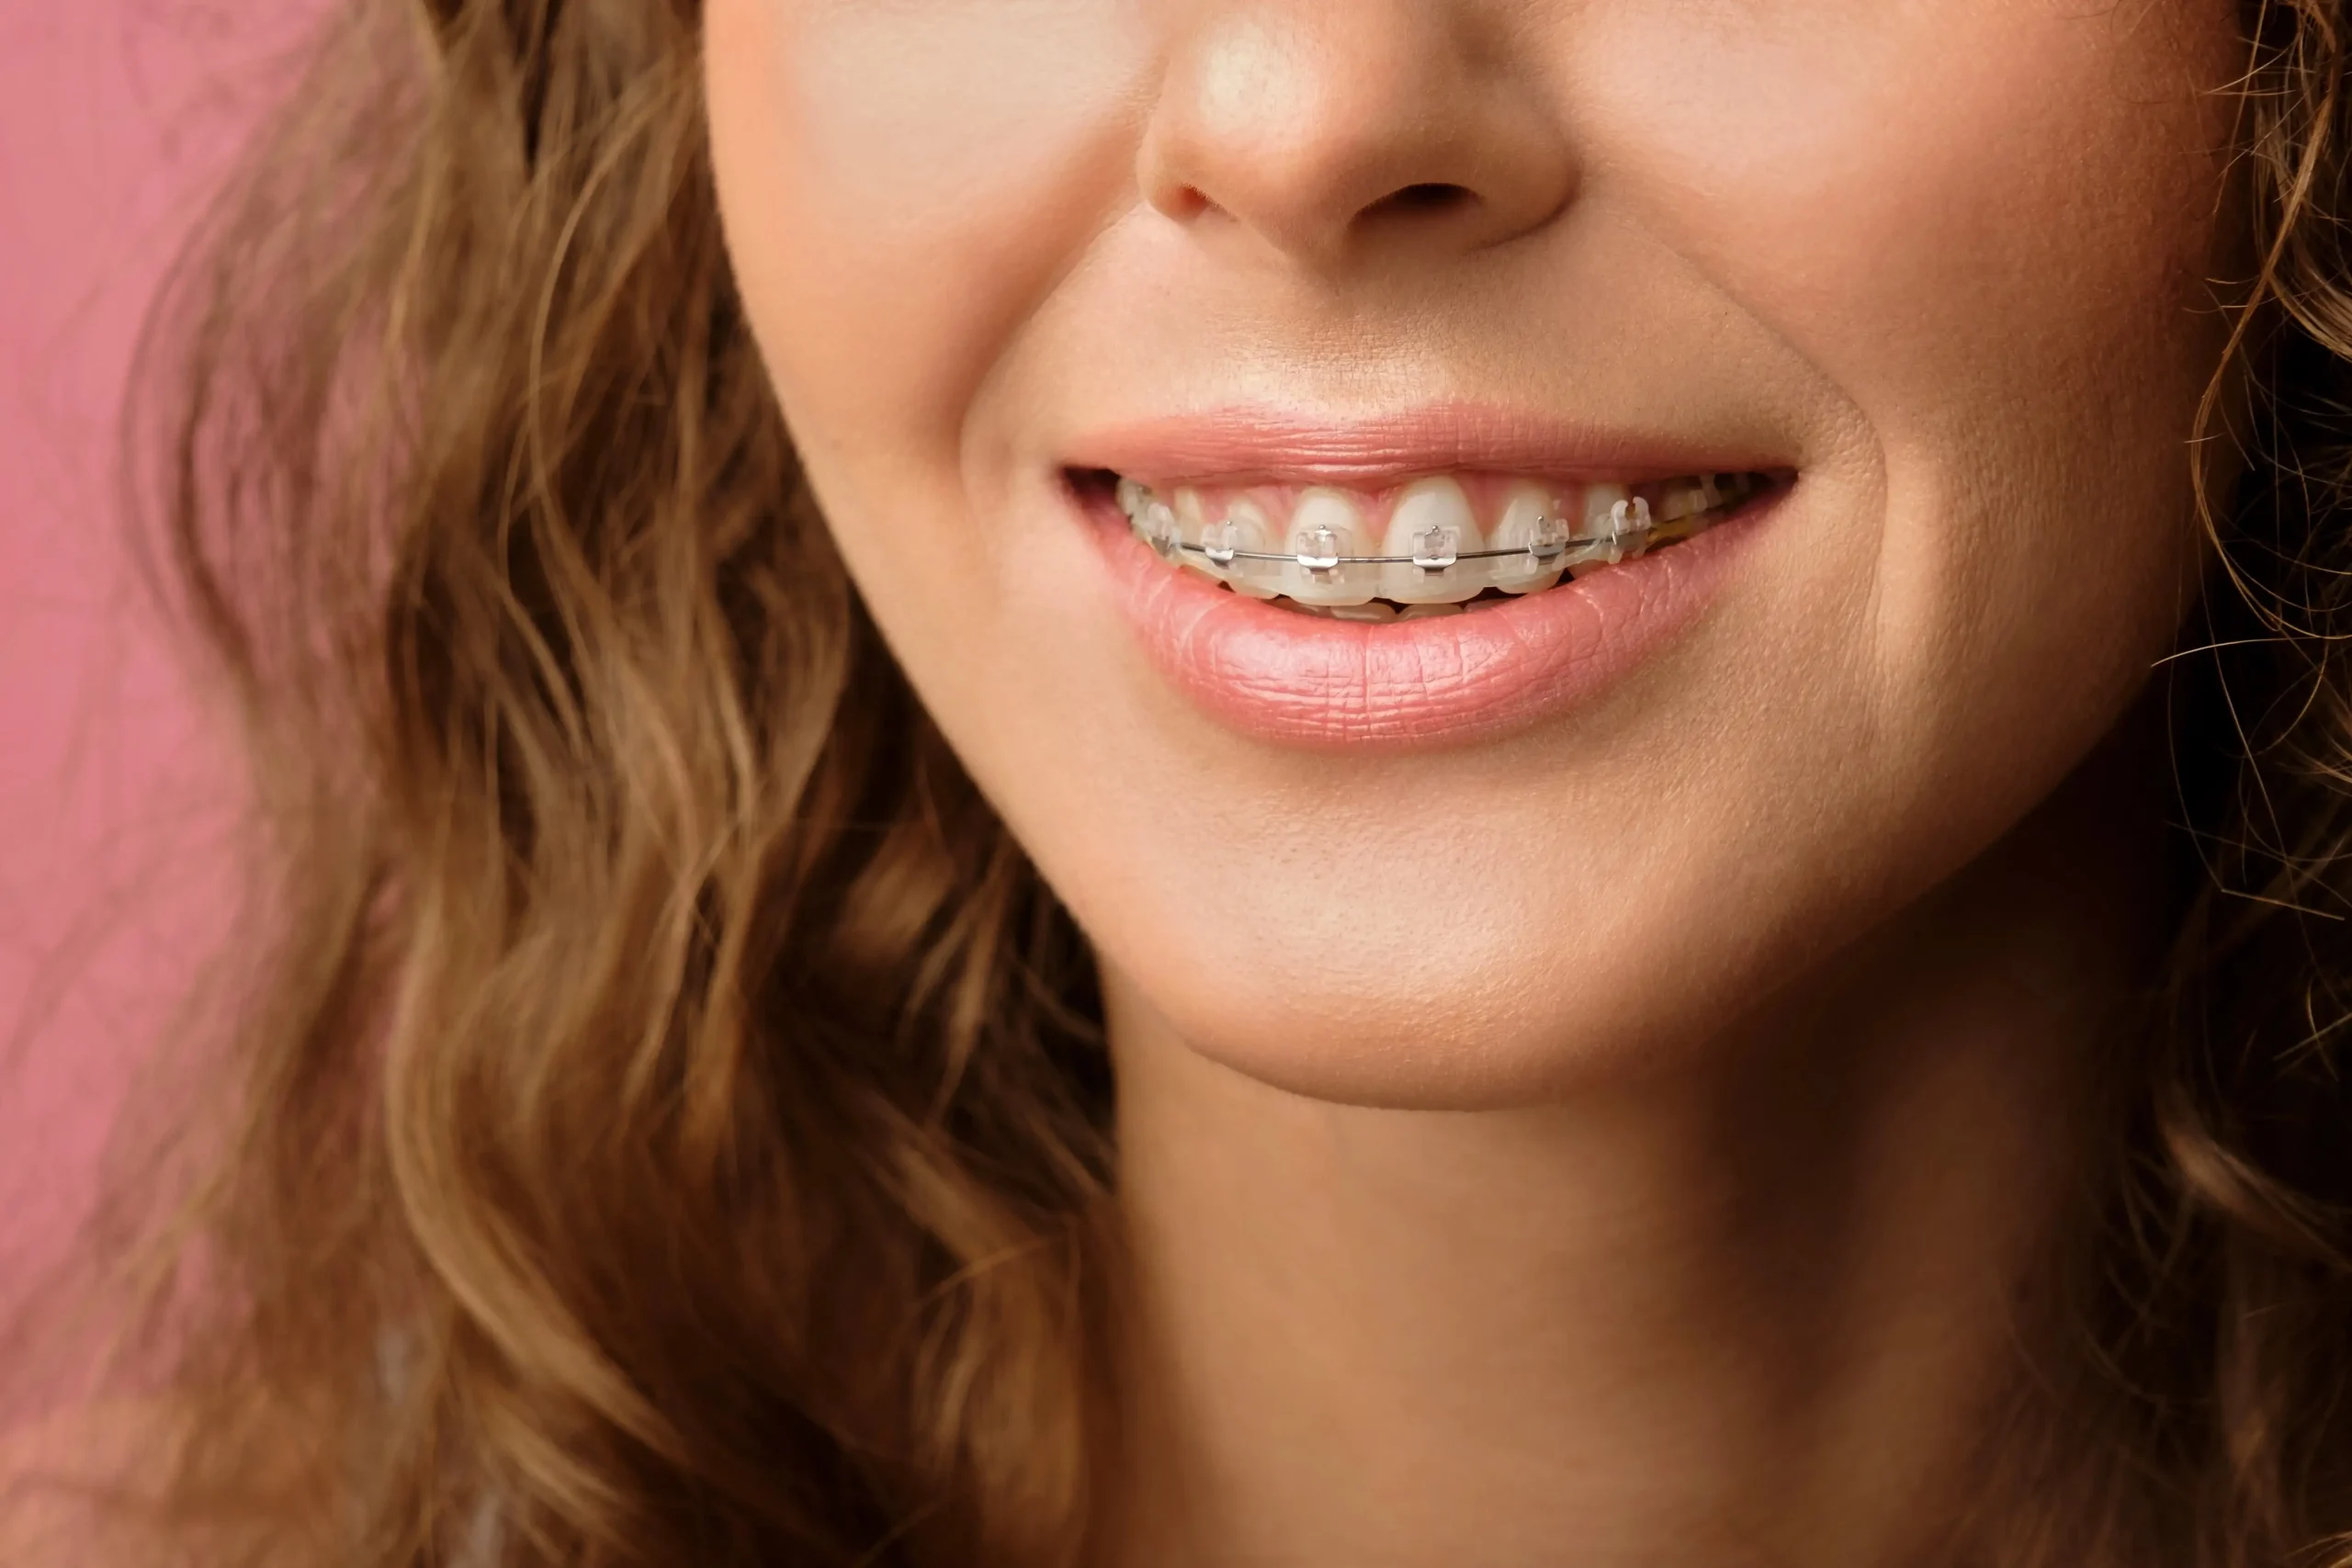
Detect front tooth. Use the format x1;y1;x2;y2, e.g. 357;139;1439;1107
1572;482;1634;577
1580;482;1631;541
1170;488;1221;583
1195;492;1282;599
1380;477;1484;604
1487;480;1567;595
1281;488;1377;606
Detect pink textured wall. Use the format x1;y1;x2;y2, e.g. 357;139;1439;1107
0;5;318;1296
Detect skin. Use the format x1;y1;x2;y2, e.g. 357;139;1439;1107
705;1;2245;1562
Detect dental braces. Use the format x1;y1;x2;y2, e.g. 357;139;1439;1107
1125;472;1758;598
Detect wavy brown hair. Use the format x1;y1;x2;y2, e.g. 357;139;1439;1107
17;0;2352;1562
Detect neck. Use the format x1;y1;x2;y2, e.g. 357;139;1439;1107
1098;734;2175;1568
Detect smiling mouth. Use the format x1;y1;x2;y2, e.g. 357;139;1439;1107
1081;468;1778;621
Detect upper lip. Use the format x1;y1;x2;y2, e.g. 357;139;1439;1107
1062;400;1782;491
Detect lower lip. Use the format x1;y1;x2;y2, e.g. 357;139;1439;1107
1088;491;1773;749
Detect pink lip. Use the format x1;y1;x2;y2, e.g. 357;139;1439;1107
1069;405;1784;749
1067;402;1778;490
1093;513;1763;748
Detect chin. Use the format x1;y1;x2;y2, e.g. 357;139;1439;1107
1097;916;1737;1111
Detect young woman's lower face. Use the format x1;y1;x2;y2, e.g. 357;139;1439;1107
704;0;2238;1109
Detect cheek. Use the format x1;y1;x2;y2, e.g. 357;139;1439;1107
1594;1;2234;761
705;0;1149;467
1602;3;2236;391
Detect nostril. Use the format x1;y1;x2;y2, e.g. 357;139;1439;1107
1373;182;1475;217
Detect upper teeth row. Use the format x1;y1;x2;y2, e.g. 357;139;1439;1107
1115;472;1759;607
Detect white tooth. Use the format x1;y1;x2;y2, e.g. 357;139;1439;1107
1657;478;1708;523
1487;480;1567;595
1649;478;1719;546
1380;477;1484;604
1397;601;1467;619
1280;488;1377;606
1170;488;1219;582
1330;601;1399;623
1581;482;1631;540
1617;495;1653;558
1136;498;1183;560
1166;489;1278;594
1216;495;1282;599
1116;476;1150;519
1569;481;1633;578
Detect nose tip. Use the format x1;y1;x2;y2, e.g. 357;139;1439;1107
1138;6;1578;271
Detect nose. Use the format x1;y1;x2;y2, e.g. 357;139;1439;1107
1138;2;1579;271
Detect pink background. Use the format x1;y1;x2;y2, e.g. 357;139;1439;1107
0;5;319;1298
